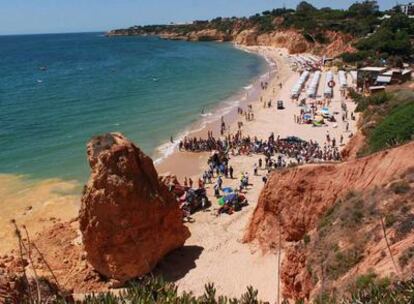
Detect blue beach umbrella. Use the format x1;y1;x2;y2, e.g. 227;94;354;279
222;187;234;194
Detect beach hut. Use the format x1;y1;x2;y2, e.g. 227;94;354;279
338;70;347;89
306;71;321;98
291;71;310;99
324;71;334;98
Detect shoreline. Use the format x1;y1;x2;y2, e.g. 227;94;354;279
153;45;359;301
152;42;273;168
155;44;281;179
0;44;359;302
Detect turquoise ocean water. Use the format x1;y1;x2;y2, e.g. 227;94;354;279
0;32;266;183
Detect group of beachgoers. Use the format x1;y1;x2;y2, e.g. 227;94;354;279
175;126;341;218
179;131;341;163
172;57;355;219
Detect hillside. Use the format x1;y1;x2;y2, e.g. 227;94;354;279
244;87;414;301
107;1;414;62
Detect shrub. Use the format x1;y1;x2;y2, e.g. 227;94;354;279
384;213;397;228
391;181;411;194
398;246;414;268
367;102;414;153
303;234;311;245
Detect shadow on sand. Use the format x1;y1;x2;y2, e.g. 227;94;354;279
153;245;204;281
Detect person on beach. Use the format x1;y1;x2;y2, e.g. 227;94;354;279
217;175;223;190
253;163;258;176
189;178;193;188
170;136;174;143
229;166;234;179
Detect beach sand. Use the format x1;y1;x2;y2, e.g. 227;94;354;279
154;46;358;302
0;45;358;302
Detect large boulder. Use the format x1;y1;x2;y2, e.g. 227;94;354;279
79;133;190;284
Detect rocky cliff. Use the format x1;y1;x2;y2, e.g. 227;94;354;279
79;133;190;284
245;141;414;300
107;27;355;58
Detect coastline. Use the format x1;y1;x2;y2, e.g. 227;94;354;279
0;43;359;302
154;44;279;178
153;45;359;302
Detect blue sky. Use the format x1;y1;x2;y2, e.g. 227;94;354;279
0;0;395;35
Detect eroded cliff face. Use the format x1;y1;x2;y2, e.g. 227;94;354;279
107;27;355;58
233;29;354;57
245;141;414;246
245;141;414;300
79;133;190;284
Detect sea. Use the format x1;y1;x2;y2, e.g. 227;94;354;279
0;32;267;191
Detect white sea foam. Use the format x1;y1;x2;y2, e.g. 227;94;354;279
154;45;273;166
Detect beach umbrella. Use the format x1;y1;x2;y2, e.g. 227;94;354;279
223;193;237;203
314;115;324;122
218;197;225;206
222;187;234;194
304;114;312;120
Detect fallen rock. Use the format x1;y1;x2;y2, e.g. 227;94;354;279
79;133;190;283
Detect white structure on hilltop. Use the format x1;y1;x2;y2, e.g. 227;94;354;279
399;2;414;16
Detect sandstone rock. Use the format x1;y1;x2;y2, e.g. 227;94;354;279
79;133;190;283
245;141;414;247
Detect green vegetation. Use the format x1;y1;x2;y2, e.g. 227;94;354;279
116;1;413;66
368;102;414;153
390;181;411;194
323;275;414;304
22;275;414;303
342;12;414;64
350;89;414;155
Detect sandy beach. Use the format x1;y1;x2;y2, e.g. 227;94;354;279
154;46;358;302
0;45;358;302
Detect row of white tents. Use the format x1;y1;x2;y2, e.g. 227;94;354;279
291;70;356;100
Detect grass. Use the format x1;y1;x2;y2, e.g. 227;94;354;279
352;89;414;156
367;102;414;153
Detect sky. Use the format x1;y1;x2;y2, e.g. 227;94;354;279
0;0;396;35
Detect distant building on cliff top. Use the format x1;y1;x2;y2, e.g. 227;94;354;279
399;2;414;16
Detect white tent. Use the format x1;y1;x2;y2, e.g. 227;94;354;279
291;71;310;98
338;70;347;89
306;71;321;98
324;71;334;98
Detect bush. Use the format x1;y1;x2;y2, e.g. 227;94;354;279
399;246;414;268
390;181;411;194
303;234;311;245
367;102;414;153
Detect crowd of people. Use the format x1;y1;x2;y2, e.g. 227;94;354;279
172;62;355;219
179;131;341;163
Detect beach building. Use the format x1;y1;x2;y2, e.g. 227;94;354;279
380;68;413;84
357;67;387;90
399;2;414;16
